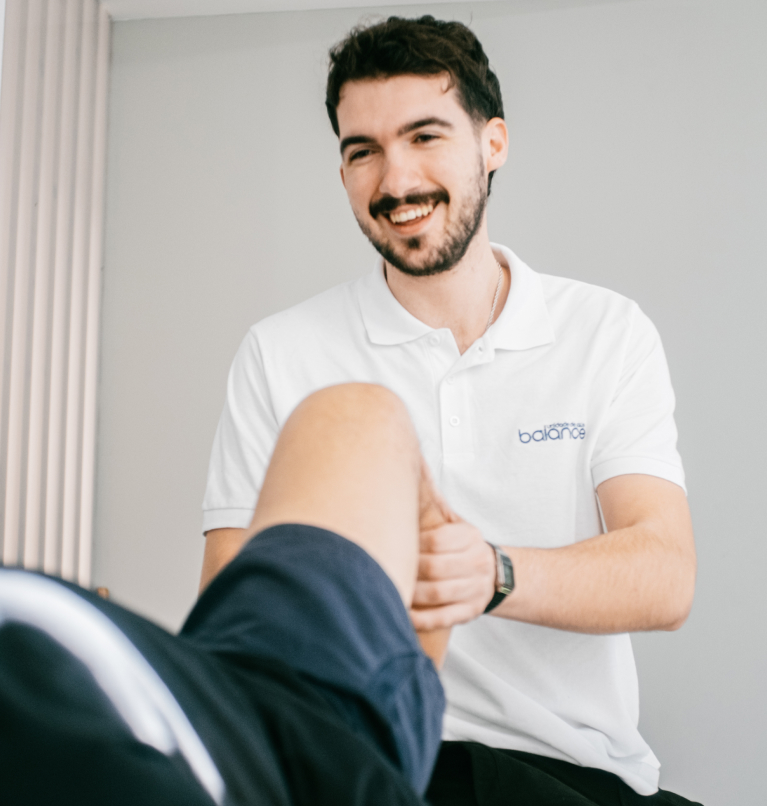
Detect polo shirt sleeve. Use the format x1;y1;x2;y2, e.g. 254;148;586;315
590;305;686;492
202;329;280;533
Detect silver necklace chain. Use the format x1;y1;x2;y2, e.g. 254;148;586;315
484;260;503;334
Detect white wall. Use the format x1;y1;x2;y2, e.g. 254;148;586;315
97;1;767;803
0;1;6;89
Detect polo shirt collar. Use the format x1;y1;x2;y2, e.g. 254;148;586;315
490;244;555;351
357;258;433;345
356;243;555;350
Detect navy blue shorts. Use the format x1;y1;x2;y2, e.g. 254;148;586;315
181;524;445;793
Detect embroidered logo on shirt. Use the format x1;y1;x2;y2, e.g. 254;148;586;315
519;423;586;443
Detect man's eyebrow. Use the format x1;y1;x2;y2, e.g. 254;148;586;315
397;117;454;137
339;135;375;155
339;118;454;155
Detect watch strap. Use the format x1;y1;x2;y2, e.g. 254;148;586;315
484;544;514;613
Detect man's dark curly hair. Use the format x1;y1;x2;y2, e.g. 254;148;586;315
326;15;504;142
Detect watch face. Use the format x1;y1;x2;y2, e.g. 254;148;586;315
495;548;504;588
497;548;514;594
487;545;514;608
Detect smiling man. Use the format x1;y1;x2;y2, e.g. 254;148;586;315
200;16;700;806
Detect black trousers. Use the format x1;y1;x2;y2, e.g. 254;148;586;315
426;742;704;806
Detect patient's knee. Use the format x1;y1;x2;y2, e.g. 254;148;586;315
292;383;416;446
300;382;407;421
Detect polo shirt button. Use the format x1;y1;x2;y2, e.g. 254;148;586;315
449;415;460;427
446;375;455;385
429;335;440;347
477;345;484;353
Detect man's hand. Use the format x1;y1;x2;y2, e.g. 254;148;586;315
410;473;695;636
410;479;496;631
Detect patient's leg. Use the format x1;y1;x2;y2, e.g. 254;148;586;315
207;383;453;665
251;383;425;600
0;385;449;802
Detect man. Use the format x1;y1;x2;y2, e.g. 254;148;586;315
1;384;451;805
201;16;699;806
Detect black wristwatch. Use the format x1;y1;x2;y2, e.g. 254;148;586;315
484;543;515;613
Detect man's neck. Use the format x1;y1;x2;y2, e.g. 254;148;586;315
384;230;510;355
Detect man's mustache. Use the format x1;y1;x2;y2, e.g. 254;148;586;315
369;190;450;219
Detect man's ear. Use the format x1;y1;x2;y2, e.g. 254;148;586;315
339;163;347;188
483;117;509;174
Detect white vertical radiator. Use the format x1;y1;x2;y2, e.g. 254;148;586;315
0;0;110;587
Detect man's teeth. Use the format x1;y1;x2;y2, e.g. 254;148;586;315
389;204;434;224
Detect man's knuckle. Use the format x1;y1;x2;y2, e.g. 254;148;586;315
419;531;437;551
418;583;439;605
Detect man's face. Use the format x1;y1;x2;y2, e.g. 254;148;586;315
337;74;498;276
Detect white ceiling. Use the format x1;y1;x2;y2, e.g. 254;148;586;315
99;0;632;22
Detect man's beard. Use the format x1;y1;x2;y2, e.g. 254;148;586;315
356;158;488;277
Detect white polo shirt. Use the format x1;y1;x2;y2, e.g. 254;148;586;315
203;244;685;795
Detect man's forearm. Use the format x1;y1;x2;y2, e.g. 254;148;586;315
496;522;696;633
199;527;249;594
493;473;697;633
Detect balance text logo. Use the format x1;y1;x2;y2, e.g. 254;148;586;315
519;422;586;443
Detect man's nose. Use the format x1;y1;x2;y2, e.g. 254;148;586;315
377;150;422;201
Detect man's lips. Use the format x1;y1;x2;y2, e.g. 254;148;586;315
388;202;435;224
369;190;449;223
